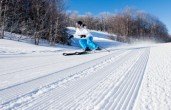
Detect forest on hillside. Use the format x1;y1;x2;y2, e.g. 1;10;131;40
0;0;170;45
0;0;68;45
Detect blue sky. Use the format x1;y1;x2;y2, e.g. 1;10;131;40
67;0;171;34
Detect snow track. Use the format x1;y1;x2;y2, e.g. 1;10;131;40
0;47;150;110
0;50;128;109
57;48;149;110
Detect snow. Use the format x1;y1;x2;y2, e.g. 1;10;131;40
0;28;171;110
133;43;171;110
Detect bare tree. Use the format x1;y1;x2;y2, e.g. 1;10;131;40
0;0;69;45
0;0;8;39
0;0;3;38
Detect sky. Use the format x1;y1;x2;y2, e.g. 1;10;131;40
66;0;171;34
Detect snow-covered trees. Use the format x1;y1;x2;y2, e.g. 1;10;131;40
0;0;68;45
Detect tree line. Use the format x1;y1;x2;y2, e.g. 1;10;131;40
67;8;170;42
0;0;69;45
0;1;170;45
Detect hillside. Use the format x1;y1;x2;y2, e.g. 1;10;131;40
0;29;171;110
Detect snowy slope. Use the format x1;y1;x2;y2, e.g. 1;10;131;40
0;29;171;110
133;43;171;110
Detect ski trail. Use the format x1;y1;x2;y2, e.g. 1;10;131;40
60;49;145;110
0;47;150;110
0;50;129;110
1;51;102;89
59;48;150;110
14;48;148;110
107;49;149;110
54;49;142;110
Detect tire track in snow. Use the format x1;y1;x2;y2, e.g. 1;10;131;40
0;50;129;110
